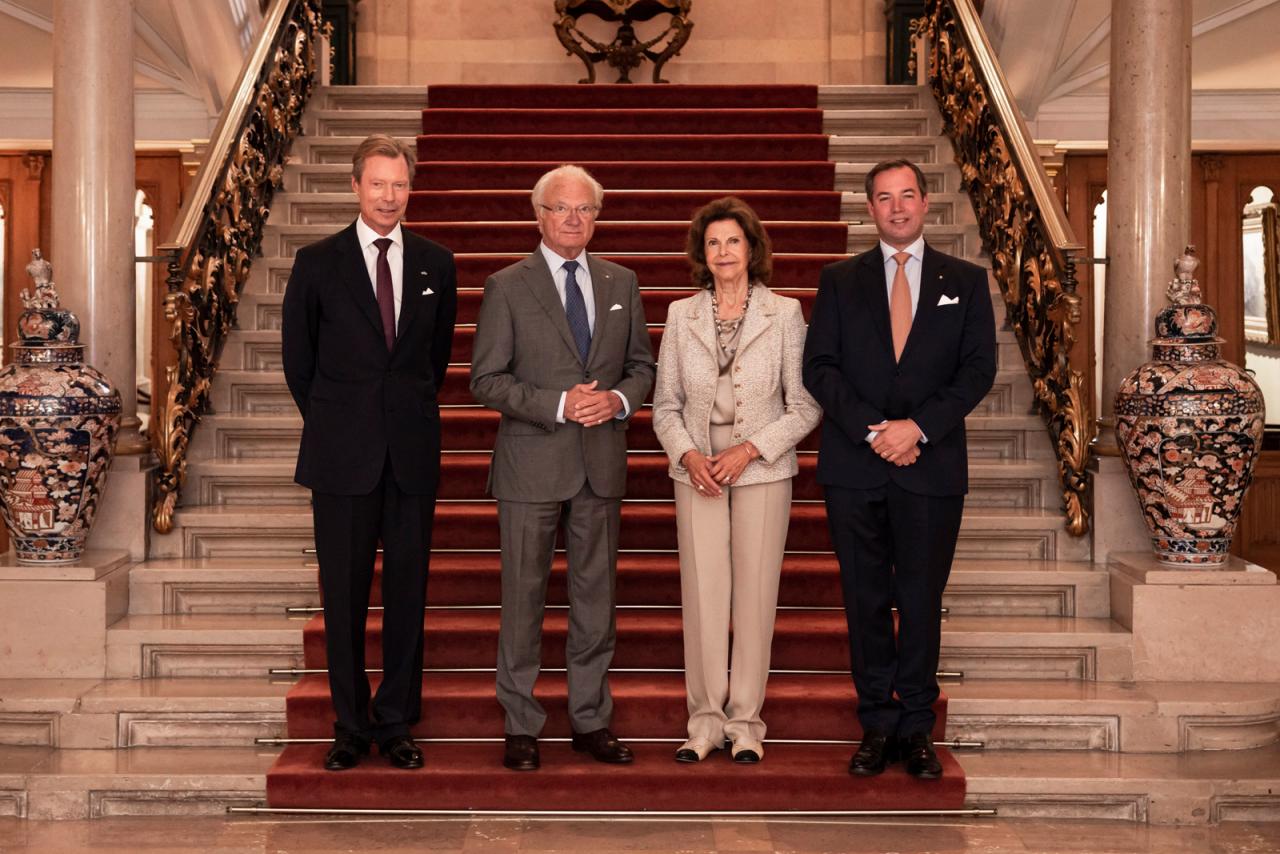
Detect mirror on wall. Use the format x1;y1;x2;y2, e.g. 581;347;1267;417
1242;184;1280;427
0;197;6;350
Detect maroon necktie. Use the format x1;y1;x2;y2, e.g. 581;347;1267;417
373;237;396;352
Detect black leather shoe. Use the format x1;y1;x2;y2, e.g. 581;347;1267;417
571;728;634;764
900;733;943;780
849;730;896;776
503;734;540;771
380;735;423;769
323;736;369;771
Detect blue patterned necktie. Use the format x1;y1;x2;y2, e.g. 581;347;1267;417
562;260;591;363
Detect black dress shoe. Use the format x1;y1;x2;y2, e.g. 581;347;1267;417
380;735;423;769
323;736;369;771
571;728;634;764
503;734;540;771
849;730;896;777
900;732;943;780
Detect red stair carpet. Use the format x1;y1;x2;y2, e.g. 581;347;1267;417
266;84;966;813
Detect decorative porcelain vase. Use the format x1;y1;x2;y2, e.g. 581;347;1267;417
1114;246;1266;566
0;250;121;563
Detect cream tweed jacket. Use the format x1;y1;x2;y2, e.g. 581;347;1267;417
652;285;821;487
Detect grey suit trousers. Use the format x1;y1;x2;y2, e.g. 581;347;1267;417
495;482;621;736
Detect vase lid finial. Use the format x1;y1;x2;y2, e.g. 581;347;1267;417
1167;244;1202;305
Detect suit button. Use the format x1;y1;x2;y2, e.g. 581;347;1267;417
734;365;741;373
734;383;741;389
734;433;742;439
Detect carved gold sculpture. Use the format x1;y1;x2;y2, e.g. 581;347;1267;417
553;0;693;84
152;0;328;533
922;0;1094;535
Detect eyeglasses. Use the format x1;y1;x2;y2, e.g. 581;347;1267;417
538;203;600;219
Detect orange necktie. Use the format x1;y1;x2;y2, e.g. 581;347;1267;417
890;251;913;361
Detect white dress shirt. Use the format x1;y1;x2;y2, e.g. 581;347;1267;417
868;235;928;445
538;242;630;423
355;216;404;326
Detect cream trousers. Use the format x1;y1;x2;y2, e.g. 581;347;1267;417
673;476;792;752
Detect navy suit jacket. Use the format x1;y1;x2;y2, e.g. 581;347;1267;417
282;221;458;495
801;243;997;497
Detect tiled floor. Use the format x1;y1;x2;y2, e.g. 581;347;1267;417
2;815;1280;853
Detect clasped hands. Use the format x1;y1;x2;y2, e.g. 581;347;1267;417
565;380;622;427
869;418;923;467
680;443;757;498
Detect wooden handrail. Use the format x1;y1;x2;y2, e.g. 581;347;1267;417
923;0;1095;534
151;0;329;533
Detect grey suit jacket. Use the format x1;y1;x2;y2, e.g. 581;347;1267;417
470;248;655;502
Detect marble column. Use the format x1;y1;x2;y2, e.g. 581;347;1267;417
51;0;147;454
1094;0;1193;557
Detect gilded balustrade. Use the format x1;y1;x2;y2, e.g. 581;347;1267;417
921;0;1094;535
152;0;329;533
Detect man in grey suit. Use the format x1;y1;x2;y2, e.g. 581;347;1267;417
470;165;655;771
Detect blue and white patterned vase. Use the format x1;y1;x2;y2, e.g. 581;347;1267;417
1114;247;1266;566
0;250;121;563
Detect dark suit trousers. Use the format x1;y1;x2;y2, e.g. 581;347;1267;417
312;456;436;746
495;482;621;737
824;481;963;737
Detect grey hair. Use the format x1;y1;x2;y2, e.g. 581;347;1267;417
531;165;604;213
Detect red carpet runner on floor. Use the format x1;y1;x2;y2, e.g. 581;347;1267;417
266;84;965;812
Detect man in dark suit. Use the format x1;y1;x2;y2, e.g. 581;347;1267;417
470;165;654;771
282;134;457;771
802;159;996;779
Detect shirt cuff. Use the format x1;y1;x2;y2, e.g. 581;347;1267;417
556;391;567;424
865;430;879;444
610;389;631;420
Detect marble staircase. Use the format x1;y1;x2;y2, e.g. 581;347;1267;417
3;83;1279;822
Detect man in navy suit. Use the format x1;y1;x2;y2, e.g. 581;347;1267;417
802;159;996;779
282;134;457;771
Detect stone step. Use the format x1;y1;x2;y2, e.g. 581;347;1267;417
218;320;1024;376
5;675;1278;754
150;503;1089;561
304;108;423;137
266;190;971;228
202;365;1034;419
8;741;1280;821
828;134;949;164
282;158;966;196
0;744;275;819
816;84;923;110
822;109;936;136
178;456;1061;511
129;557;315;615
836;161;962;194
124;556;1107;618
186;410;1055;464
256;219;978;258
319;84;427;111
0;678;289;749
103;612;1127;679
959;745;1280;823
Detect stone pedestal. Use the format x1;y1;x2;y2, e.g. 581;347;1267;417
1092;455;1153;561
86;456;156;561
0;550;131;678
1110;551;1280;682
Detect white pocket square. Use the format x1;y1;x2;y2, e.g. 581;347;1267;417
938;294;959;306
422;288;434;296
610;303;623;311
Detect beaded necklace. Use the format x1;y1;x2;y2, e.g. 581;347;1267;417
710;283;753;358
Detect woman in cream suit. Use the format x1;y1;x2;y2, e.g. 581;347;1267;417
653;197;821;764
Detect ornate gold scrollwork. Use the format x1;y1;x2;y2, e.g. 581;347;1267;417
923;0;1095;535
152;0;329;533
553;0;694;84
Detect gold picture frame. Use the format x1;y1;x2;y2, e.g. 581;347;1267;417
1243;199;1280;347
